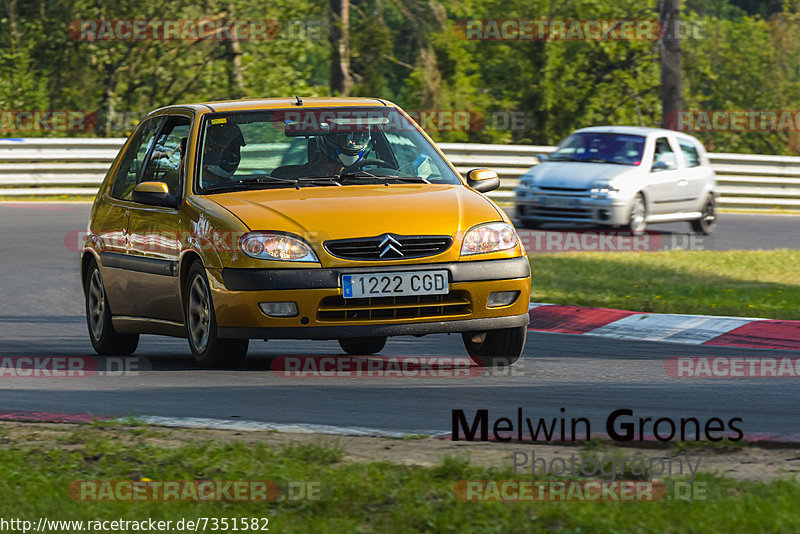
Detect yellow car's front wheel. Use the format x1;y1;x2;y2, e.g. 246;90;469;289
185;261;249;367
338;337;387;356
462;326;526;367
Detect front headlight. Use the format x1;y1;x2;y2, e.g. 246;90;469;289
461;222;518;256
590;179;620;199
519;173;535;187
240;232;318;262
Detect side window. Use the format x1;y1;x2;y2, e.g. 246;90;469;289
140;117;191;195
652;137;677;171
679;140;701;168
110;118;163;200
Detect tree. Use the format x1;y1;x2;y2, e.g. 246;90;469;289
659;0;683;127
329;0;352;95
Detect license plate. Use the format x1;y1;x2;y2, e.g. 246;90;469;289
541;197;578;208
342;270;449;298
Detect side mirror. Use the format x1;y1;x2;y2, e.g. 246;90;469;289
537;154;549;162
651;161;668;172
466;168;500;193
131;181;179;208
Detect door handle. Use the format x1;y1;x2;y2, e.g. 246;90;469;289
677;180;688;186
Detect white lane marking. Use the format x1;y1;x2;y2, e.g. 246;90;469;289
117;415;444;438
585;314;754;344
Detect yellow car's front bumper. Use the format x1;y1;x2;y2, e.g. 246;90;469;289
206;256;531;339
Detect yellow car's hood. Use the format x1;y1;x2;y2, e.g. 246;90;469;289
207;184;506;266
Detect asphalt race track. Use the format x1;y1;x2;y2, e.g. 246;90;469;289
0;202;798;439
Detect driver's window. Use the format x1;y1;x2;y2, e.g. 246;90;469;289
140;117;191;195
652;137;677;171
110;117;163;200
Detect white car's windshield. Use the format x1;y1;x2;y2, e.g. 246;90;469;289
196;107;461;193
550;132;645;166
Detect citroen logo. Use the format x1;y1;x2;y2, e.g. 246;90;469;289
378;234;403;258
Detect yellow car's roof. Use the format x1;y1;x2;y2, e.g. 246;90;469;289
157;97;395;114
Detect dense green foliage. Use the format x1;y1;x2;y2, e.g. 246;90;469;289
1;0;798;154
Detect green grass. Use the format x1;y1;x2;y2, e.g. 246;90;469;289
530;249;800;319
1;425;799;533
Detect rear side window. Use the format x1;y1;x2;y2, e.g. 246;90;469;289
679;140;701;168
110;117;163;200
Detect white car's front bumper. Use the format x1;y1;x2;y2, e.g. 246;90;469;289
514;189;631;226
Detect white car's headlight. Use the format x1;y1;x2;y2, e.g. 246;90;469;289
461;222;518;255
240;232;318;262
590;179;620;198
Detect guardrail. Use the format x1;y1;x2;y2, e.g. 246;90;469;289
2;138;800;209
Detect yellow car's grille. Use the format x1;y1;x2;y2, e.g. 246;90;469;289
324;234;453;260
317;291;471;322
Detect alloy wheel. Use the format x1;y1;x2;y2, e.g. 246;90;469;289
188;274;211;352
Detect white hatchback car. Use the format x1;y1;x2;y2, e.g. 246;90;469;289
514;126;718;234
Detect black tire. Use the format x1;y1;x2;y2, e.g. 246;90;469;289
462;326;526;367
185;261;248;368
690;194;718;235
626;193;647;234
338;336;387;355
84;258;139;356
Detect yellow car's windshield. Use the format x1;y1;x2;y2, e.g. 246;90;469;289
196;107;461;193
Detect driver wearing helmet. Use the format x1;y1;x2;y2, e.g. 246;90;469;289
272;129;371;180
200;121;246;187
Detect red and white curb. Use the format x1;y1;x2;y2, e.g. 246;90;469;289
528;304;800;350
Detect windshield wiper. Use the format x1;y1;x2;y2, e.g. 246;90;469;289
202;175;340;193
549;156;590;162
202;176;297;193
337;169;381;179
550;156;634;165
334;172;431;185
584;158;634;165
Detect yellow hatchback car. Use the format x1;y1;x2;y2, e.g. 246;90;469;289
81;98;531;367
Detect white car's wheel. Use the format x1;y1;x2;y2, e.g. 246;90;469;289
690;194;718;235
627;194;647;234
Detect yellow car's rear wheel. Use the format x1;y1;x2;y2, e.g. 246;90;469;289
84;258;139;356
